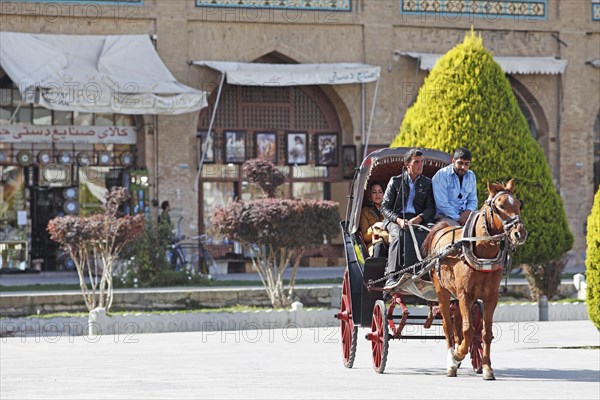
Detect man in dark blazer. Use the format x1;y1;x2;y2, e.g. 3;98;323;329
381;149;436;289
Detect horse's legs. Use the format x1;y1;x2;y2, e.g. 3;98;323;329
481;296;498;380
432;273;460;377
454;295;474;363
451;303;463;347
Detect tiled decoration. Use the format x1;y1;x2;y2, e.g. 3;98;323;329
401;0;547;20
593;1;600;21
7;0;143;3
195;0;351;11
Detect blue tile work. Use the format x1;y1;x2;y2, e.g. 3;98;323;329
5;0;143;4
195;0;351;12
593;2;600;21
400;0;547;20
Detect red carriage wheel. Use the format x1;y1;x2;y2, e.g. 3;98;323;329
367;300;389;374
337;269;358;368
469;300;484;374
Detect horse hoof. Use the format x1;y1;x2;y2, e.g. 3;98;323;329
446;348;462;372
483;368;495;380
447;367;457;377
474;367;483;374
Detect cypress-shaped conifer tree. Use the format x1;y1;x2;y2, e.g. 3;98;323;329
391;30;573;269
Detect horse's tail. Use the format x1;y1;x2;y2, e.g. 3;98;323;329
421;220;451;256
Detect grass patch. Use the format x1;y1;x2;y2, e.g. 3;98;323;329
0;284;82;292
0;278;343;293
109;305;288;315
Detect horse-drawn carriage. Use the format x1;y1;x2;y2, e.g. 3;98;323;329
335;147;527;378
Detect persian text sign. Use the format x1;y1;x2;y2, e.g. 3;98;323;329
0;125;136;144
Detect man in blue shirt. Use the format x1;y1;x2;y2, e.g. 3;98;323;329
432;148;478;226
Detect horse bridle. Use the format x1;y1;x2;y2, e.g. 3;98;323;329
484;190;525;247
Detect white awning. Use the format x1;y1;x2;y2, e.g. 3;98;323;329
192;60;381;86
0;32;207;115
399;52;568;75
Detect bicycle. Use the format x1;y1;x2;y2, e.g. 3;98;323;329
166;216;216;275
168;234;215;276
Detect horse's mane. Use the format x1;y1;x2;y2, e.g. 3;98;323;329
421;220;452;256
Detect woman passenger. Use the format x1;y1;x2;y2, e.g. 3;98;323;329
359;182;387;257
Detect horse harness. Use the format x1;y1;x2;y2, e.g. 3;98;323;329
430;190;522;277
460;191;522;270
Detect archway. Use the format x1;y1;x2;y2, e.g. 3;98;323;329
508;76;550;150
197;53;352;233
594;111;600;193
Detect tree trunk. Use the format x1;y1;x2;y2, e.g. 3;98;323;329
523;258;566;300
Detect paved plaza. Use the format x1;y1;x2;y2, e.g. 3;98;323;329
1;320;598;399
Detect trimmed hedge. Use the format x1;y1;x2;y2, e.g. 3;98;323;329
212;198;339;249
391;31;573;266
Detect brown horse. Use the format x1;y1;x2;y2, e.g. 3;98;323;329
422;179;527;380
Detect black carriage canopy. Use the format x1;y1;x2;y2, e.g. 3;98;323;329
348;147;452;236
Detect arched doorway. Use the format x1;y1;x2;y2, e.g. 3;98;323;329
508;77;550;148
508;76;556;180
594;111;600;193
197;55;346;233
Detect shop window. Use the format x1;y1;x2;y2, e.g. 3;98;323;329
241;180;289;201
115;114;134;126
0;106;11;125
79;167;110;216
0;88;11;124
293;182;324;201
202;181;235;233
0;166;26;242
15;106;31;124
201;164;239;180
54;111;72;125
0;88;10;106
74;112;93;126
94;114;114;126
292;165;328;180
33;107;52;125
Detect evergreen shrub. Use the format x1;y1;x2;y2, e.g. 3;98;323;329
586;189;600;329
391;31;573;269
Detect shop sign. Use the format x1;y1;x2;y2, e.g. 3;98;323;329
0;125;136;144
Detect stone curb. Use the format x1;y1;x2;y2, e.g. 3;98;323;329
0;281;580;318
0;301;589;338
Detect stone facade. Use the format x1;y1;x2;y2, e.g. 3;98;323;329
1;0;598;263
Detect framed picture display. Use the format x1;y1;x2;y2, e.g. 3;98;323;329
342;145;357;179
197;130;215;164
224;130;246;164
285;132;308;165
315;132;338;166
255;132;277;163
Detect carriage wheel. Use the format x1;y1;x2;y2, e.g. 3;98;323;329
338;270;358;368
469;301;484;374
367;300;389;374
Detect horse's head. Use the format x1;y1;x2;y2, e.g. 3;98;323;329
485;179;528;247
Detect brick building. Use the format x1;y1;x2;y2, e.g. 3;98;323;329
0;0;598;270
